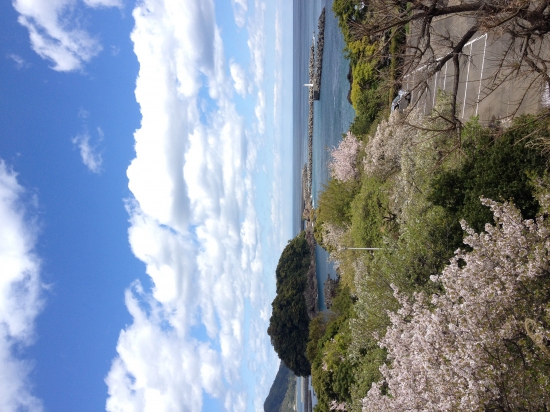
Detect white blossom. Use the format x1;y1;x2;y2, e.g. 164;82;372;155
363;111;418;178
363;198;550;411
329;132;362;182
329;400;348;411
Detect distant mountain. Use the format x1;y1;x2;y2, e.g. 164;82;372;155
278;375;297;412
264;363;295;412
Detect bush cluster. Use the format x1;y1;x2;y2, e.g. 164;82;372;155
309;99;550;410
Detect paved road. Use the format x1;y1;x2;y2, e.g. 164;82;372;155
403;14;549;124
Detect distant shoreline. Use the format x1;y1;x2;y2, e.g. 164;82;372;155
302;8;326;320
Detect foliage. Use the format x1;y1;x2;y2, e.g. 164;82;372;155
429;115;548;248
319;103;550;410
315;11;550;406
264;363;294;412
332;0;388;137
387;205;456;289
306;314;332;364
348;338;386;411
314;177;359;251
310;286;356;412
349;87;383;137
348;55;383;136
329;132;362;182
346;38;376;65
349;176;393;248
315;221;346;255
349;59;376;113
347;113;550;403
332;0;367;44
525;111;550;155
364;199;550;411
387;24;405;105
267;232;312;376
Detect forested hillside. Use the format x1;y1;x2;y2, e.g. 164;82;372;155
264;363;295;412
267;231;312;377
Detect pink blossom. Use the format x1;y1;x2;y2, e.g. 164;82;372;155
329;132;361;182
329;400;348;411
363;198;550;411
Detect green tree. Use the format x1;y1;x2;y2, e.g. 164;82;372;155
429;116;548;248
310;287;358;411
267;232;312;376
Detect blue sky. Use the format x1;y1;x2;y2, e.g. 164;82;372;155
0;0;293;411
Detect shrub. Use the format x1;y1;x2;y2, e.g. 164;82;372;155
317;178;359;229
429;115;548;245
350;61;374;111
349;86;383;137
349;176;393;248
307;314;332;363
311;286;356;411
332;0;368;45
364;199;550;411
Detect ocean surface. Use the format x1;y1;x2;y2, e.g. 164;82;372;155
292;0;355;309
292;1;355;410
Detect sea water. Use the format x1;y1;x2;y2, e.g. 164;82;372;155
292;0;355;312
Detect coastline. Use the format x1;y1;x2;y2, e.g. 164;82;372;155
302;8;326;320
287;1;356;410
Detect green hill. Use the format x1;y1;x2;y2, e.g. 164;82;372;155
267;231;312;376
264;363;295;412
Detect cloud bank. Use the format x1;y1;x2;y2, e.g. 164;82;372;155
12;0;121;71
106;0;280;411
0;161;43;412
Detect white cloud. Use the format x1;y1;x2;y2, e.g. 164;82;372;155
105;283;223;412
72;127;103;173
246;0;265;91
229;60;248;97
275;7;282;58
255;89;266;134
78;108;89;119
110;45;121;56
83;0;122;8
0;161;43;412
231;0;248;28
12;0;120;71
246;0;266;136
106;0;279;411
271;4;285;251
7;54;31;69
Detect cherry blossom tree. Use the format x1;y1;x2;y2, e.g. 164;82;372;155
329;400;348;411
329;132;362;182
363;198;550;411
363;111;419;179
